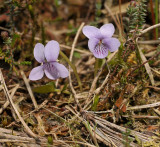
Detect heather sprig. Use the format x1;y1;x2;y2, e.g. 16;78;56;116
127;0;147;36
119;0;148;62
1;1;30;73
5;0;22;34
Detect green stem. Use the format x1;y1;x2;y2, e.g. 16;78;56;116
59;51;82;91
94;58;99;78
155;0;159;39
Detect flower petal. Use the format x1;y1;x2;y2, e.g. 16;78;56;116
29;66;44;81
44;62;68;80
93;44;108;59
53;62;69;78
102;38;120;52
88;38;108;59
45;40;60;62
82;26;102;39
44;62;59;80
100;23;115;38
88;38;100;52
34;43;45;63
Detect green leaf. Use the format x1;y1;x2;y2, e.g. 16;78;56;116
48;135;53;145
61;82;68;92
73;52;81;58
62;90;70;95
54;0;59;7
11;33;20;47
91;95;99;111
33;84;55;94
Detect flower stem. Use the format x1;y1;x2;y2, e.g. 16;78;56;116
155;0;159;39
94;58;99;78
59;51;82;91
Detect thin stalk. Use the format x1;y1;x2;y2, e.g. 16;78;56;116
59;51;82;91
94;58;99;78
149;0;156;39
118;0;124;36
155;0;159;39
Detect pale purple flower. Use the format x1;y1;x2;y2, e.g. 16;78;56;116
82;23;120;59
29;40;69;81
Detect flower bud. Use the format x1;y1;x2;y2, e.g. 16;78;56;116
1;31;8;40
130;0;136;7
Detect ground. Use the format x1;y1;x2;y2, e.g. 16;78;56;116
0;0;160;146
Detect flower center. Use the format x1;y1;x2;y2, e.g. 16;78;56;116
94;40;107;55
99;40;102;45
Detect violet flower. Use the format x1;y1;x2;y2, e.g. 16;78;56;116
29;40;69;81
82;23;120;59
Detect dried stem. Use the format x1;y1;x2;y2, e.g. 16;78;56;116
0;84;19;114
136;39;155;86
69;22;85;108
140;23;160;35
69;22;85;89
0;69;37;138
20;70;38;109
127;101;160;110
66;105;99;147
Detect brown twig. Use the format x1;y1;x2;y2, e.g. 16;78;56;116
0;127;48;146
0;139;29;143
127;101;160;110
128;51;160;76
69;22;85;109
66;105;99;147
140;23;160;36
7;99;48;127
20;70;38;109
122;115;160;119
60;44;91;55
62;140;96;147
0;133;35;143
153;108;160;116
137;40;160;44
0;84;19;114
118;0;124;33
104;3;121;31
0;69;37;138
88;62;106;97
83;62;106;110
94;63;110;95
95;116;152;142
149;0;156;39
137;42;155;86
0;26;10;32
84;59;110;110
146;85;160;91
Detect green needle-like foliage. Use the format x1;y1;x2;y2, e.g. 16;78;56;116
127;0;147;36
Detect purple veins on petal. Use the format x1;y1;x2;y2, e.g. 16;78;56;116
29;66;44;81
88;38;100;52
93;43;108;59
88;38;108;59
44;62;69;80
83;23;120;59
53;62;69;78
29;40;69;81
44;62;59;80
